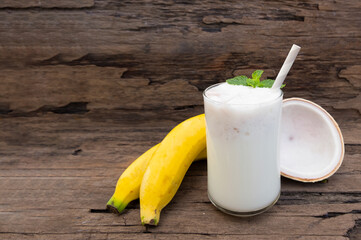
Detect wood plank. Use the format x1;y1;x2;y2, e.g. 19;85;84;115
1;65;357;114
0;206;359;236
0;0;94;9
0;66;200;112
0;233;349;240
0;111;359;152
0;178;360;212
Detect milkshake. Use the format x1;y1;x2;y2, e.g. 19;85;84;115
204;82;283;216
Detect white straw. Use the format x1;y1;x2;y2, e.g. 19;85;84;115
272;44;301;89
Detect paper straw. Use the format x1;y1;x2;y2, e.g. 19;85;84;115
272;44;301;89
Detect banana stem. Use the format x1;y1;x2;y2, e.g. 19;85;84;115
106;195;128;214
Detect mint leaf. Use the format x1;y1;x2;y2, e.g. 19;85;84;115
226;75;248;85
259;79;286;88
252;70;263;83
258;79;275;88
246;78;257;88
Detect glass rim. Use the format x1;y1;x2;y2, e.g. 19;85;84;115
203;82;284;105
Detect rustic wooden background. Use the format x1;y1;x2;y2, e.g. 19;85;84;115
0;0;360;239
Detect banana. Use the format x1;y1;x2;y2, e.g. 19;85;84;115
107;144;159;214
140;114;206;225
107;137;207;213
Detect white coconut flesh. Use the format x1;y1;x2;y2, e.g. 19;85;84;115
280;98;344;182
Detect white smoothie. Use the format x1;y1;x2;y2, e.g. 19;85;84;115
204;83;283;213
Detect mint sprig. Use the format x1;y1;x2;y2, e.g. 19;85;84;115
226;70;285;88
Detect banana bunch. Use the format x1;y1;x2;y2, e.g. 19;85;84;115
107;114;206;225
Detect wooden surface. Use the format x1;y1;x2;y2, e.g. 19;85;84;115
0;0;360;239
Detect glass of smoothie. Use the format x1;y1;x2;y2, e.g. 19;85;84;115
204;81;283;216
203;45;301;216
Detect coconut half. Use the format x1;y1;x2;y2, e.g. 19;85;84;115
280;98;344;182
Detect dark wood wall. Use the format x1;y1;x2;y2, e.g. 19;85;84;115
0;1;360;121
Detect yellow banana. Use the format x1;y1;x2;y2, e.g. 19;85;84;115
140;114;206;225
107;138;207;213
107;144;159;214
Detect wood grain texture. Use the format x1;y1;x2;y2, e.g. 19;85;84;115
0;0;94;9
0;0;360;239
0;113;360;239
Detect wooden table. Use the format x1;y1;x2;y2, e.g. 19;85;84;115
0;1;360;239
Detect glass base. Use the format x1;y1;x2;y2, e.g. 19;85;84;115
208;191;280;217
